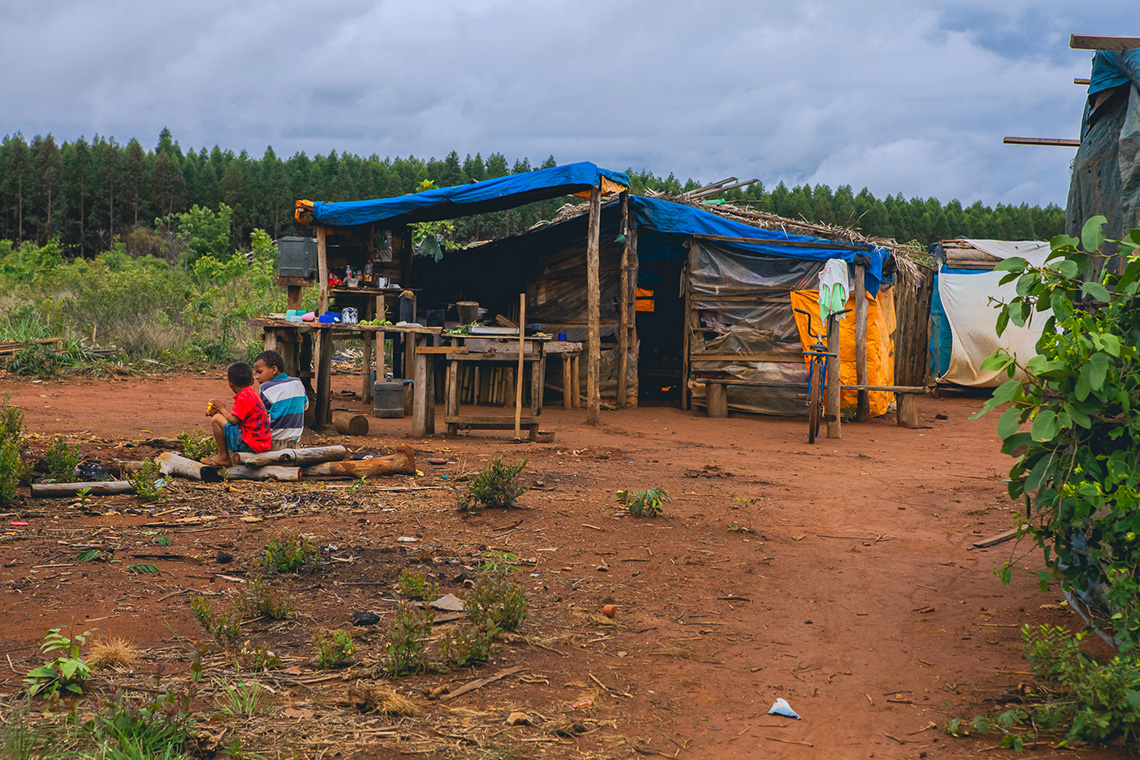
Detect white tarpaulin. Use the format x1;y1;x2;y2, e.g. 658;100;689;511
938;270;1048;387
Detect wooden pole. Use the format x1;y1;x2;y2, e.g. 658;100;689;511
316;227;329;314
314;226;331;426
515;293;526;439
221;465;301;482
627;205;639;408
31;481;134;498
854;263;870;422
617;191;630;408
155;451;222;482
585;184;602;424
232;446;347;467
826;314;842;439
302;446;415;478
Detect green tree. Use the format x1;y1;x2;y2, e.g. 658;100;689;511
178;203;233;263
32;134;63;244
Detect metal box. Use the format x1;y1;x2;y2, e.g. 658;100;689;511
277;237;318;278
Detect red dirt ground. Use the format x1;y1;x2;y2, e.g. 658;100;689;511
0;371;1125;759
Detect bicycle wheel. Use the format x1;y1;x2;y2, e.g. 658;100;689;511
807;358;822;443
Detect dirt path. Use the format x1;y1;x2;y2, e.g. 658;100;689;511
0;373;1120;758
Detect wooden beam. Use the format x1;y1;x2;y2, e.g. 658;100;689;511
1070;34;1140;51
692;233;874;251
826;315;841;439
1003;136;1080;147
315;227;329;313
585;184;602;424
854;263;870;423
617;191;630;408
1074;78;1091;86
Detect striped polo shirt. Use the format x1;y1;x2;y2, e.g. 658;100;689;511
259;374;308;443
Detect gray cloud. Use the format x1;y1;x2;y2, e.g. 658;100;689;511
2;0;1135;207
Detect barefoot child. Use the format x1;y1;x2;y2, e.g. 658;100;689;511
252;349;308;449
204;362;272;466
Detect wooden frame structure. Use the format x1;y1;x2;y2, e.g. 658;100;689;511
288;164;631;434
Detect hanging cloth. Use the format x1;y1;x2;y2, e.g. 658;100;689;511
817;259;850;322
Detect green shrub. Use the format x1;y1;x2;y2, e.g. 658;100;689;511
43;435;79;482
23;626;92;698
397;568;440;601
261;530;321;574
457;458;527;511
128;459;166;503
176;431;216;461
241;642;281;672
382;602;433;676
439;617;498;668
616;487;669;517
464;563;528;633
0;394;30;508
312;629;355;669
188;595;241;648
235;578;295;620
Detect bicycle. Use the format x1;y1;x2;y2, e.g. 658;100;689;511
794;307;850;443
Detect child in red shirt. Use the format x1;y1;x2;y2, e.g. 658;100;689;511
204;362;272;466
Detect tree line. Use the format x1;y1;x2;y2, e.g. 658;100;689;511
0;128;1065;258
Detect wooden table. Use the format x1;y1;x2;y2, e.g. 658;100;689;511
434;334;550;439
250;318;441;428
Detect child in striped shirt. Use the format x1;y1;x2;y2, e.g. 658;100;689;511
252;350;309;448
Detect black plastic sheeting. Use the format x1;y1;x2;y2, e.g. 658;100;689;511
688;241;825;416
1067;51;1140;244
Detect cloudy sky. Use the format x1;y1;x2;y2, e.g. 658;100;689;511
1;1;1134;208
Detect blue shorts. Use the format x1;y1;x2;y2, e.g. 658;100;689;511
223;423;255;454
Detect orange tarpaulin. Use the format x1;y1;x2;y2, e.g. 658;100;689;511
790;289;894;417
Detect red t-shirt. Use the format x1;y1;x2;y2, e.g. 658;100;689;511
232;385;272;453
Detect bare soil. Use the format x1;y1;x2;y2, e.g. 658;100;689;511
0;371;1124;759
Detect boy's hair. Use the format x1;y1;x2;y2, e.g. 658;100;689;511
227;362;254;388
253;349;285;373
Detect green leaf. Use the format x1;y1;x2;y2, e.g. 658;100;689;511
993;256;1028;273
1087;352;1110;391
1038;571;1052;592
1099;333;1121;358
76;550;98;562
1075;369;1091;401
997;407;1021;439
992;379;1021;406
1031;410;1058;442
979;352;1012;372
1048;233;1079;253
1081;281;1112;303
59;660;78;679
1081;215;1107;253
127;563;160;575
1055;259;1081;279
995;307;1010;336
1025;453;1055;492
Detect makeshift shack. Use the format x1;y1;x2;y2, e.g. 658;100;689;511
928;239;1050;388
284;162;631;431
418;194;931;420
1067;49;1140;256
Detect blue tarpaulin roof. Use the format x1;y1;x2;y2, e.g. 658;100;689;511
631;196;888;294
306;161;630;228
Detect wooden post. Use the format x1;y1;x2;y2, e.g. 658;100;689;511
706;381;728;418
362;329;373;403
627;202;639;408
515;293;526;439
897;394;919;428
854;263;870;422
412;339;435;436
316;326;333;427
571;354;581;408
585;184;602;424
286;285;303;311
562;354;573;410
617;191;630;408
682;255;692;411
826;314;842;439
316;227;329;314
314;226;331;426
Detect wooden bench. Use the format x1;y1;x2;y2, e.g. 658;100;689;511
702;378;926;428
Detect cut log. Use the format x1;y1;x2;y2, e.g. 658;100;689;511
221;465;301;481
156;452;222;483
232;445;347;467
302;446;415;479
31;481;134;498
333;411;370;436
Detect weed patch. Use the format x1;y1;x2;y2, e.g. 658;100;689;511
457;458;527;511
